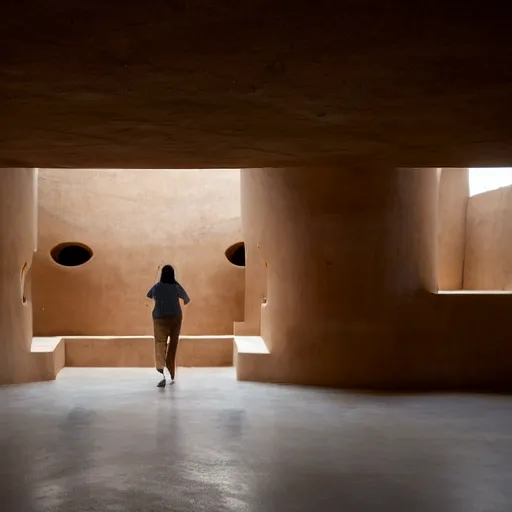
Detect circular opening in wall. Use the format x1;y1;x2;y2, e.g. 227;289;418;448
50;242;93;267
225;242;245;267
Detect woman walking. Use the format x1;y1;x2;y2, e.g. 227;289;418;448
147;265;190;387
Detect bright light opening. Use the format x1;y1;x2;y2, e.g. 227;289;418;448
469;168;512;196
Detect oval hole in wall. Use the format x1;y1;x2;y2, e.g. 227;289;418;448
20;262;28;305
51;242;93;267
225;242;245;267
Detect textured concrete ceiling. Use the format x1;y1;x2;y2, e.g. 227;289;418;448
1;1;511;169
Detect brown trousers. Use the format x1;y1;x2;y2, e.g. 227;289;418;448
153;314;182;378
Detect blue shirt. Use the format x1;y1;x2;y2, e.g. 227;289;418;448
147;282;190;318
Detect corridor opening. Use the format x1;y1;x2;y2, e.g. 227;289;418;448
438;167;512;291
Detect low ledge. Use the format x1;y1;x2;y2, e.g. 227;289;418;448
438;290;512;295
63;335;234;368
61;335;234;340
30;337;66;381
31;336;63;352
234;336;270;354
234;336;271;383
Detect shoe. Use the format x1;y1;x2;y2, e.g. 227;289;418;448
157;378;166;388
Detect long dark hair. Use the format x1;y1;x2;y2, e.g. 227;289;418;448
160;264;177;284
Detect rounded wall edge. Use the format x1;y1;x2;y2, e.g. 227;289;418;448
0;168;38;384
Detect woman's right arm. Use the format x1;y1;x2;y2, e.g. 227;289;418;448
147;285;156;299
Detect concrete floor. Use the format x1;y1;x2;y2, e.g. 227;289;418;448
1;368;512;511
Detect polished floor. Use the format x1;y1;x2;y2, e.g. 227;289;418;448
1;368;512;511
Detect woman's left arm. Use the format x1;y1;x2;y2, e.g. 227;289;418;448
177;284;191;305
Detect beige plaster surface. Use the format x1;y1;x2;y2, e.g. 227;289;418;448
237;167;512;389
5;166;512;389
437;168;469;290
32;169;244;336
0;168;53;384
236;171;270;337
464;185;512;290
